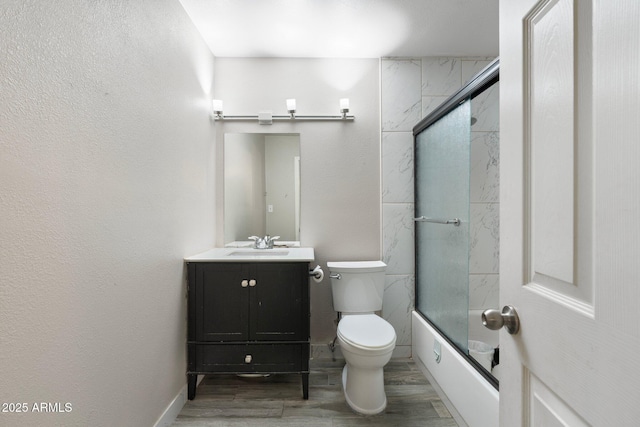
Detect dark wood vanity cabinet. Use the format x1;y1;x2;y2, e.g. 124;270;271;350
186;261;310;400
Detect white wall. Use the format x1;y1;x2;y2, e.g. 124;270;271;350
214;58;381;348
0;1;215;426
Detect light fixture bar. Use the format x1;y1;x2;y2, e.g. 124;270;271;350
211;98;354;123
213;114;354;122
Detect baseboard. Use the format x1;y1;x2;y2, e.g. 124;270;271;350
153;384;187;427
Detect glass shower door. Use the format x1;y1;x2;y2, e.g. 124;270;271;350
414;100;471;352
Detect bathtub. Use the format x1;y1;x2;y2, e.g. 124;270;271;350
468;309;500;376
468;309;499;348
412;311;499;427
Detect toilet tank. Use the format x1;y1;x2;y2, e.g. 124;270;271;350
327;261;387;313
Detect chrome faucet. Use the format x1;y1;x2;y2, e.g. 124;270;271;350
248;235;280;249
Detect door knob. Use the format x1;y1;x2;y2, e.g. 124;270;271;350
482;305;520;335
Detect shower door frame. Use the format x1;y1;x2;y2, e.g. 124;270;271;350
413;59;499;389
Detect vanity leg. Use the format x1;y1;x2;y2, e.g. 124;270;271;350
301;373;309;400
188;374;197;400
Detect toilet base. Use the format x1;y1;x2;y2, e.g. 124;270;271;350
342;364;387;415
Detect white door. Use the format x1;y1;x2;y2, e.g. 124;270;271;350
500;0;640;425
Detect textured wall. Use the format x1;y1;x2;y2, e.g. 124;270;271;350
0;1;215;425
213;58;381;349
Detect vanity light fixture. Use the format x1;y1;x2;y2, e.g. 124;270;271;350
212;99;224;119
211;98;355;124
340;98;350;119
286;98;296;118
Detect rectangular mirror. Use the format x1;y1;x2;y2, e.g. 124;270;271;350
224;133;301;244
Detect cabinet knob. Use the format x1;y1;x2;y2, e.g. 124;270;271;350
249;279;257;287
244;354;252;364
241;280;249;288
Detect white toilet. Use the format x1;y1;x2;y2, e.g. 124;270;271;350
327;261;397;415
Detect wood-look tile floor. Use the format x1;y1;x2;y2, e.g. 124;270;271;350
172;358;459;426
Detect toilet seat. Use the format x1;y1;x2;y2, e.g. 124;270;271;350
338;314;396;352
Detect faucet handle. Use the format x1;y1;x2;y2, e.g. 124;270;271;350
263;235;280;249
248;236;264;249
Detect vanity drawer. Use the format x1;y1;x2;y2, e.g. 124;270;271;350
191;343;307;373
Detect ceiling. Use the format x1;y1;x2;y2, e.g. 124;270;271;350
178;0;499;59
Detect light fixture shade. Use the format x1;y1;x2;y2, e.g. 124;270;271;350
286;98;296;112
212;99;223;113
340;98;350;111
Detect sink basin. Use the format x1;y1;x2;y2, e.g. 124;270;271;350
227;249;290;256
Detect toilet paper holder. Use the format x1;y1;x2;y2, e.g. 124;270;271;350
308;265;324;282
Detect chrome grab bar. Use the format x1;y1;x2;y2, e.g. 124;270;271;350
413;216;461;226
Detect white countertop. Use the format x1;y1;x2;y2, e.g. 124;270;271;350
185;247;314;262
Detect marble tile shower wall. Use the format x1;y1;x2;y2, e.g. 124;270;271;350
381;57;499;357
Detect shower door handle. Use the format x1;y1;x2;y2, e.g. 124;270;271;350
414;216;461;226
482;305;520;335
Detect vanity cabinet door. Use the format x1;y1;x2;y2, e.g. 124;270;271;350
249;263;309;341
196;263;249;342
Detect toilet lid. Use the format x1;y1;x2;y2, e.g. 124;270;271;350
338;314;396;350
